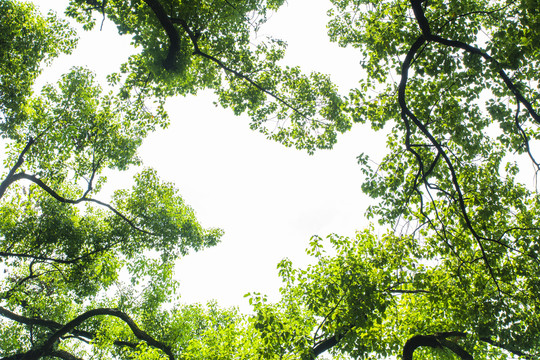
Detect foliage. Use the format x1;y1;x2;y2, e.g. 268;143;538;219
0;0;539;359
64;0;352;152
0;1;223;358
0;0;76;136
246;231;540;359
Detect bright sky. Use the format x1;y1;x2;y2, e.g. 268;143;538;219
32;0;385;312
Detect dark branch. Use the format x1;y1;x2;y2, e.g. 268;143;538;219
141;0;181;70
480;337;535;360
398;0;540;290
311;333;341;359
411;0;431;37
48;350;84;360
36;308;173;360
139;0;321;124
0;244;116;265
410;0;539;123
0;137;34;199
169;17;314;123
0;307;171;360
403;332;471;360
428;34;539;123
10;172;155;236
0;306;135;349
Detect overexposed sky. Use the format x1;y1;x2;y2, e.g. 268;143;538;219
31;0;385;311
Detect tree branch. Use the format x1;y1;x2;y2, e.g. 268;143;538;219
403;332;472;360
35;308;173;360
0;244;117;265
0;307;170;360
480;337;535;360
9;172;155;236
311;334;340;359
48;350;84;360
170;17;314;123
141;0;181;70
0;137;34;199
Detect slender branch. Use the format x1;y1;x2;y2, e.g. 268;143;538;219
513;95;540;172
0;243;118;265
410;0;539;123
480;337;535;360
0;137;34;199
399;0;540;291
10;172;155;236
170;17;314;123
138;0;324;125
0;306;62;331
312;281;352;346
0;140;153;238
388;289;433;294
402;63;501;292
429;33;539;123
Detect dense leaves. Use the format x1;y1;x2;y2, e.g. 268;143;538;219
65;0;352;152
0;0;539;359
0;2;223;358
0;0;76;136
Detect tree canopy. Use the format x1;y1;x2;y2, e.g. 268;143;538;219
0;0;539;359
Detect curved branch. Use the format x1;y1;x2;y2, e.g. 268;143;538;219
403;334;442;360
40;308;173;360
9;172;155;236
410;0;539;123
0;306;140;349
48;350;83;360
428;34;539;123
398;0;540;291
403;332;472;360
3;308;172;360
138;0;321;124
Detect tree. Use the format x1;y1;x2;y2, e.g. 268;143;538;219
247;0;540;358
248;231;539;359
1;0;539;359
250;0;539;358
0;2;222;359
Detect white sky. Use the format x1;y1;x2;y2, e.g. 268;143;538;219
32;0;385;312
